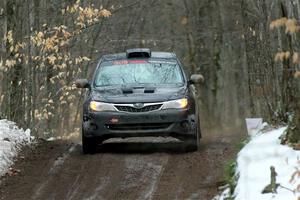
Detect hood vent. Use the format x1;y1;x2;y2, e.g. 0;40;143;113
144;87;155;93
121;87;156;94
122;88;133;94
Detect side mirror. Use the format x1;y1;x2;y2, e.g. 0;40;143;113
75;79;90;89
189;74;204;84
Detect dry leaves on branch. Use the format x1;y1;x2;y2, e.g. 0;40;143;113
270;17;287;29
274;51;290;62
99;9;111;18
285;19;300;34
270;17;300;34
6;30;14;44
293;53;299;64
6;168;21;176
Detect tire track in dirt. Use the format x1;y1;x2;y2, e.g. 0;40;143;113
151;142;231;200
0;135;237;200
121;155;168;200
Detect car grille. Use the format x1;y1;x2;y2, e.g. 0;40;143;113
115;104;162;113
107;123;172;131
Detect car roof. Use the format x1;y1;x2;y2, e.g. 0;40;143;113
101;51;177;61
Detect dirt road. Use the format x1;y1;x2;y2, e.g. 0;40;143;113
0;133;238;200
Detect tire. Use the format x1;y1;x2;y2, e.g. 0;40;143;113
184;118;200;152
82;133;97;154
185;138;198;152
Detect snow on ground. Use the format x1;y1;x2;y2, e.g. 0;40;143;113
213;188;231;200
235;126;300;200
0;119;31;177
214;126;300;200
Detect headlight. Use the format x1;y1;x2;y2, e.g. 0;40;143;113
161;98;188;109
89;101;116;112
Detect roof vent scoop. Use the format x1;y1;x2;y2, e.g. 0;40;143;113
126;48;151;58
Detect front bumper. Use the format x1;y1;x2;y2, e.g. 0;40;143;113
82;109;197;141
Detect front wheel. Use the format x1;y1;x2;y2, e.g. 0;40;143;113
184;138;198;152
185;118;201;152
82;134;97;154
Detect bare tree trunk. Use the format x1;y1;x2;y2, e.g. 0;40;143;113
286;78;300;144
0;0;7;117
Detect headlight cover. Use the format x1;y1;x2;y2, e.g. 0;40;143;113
161;98;188;109
89;101;116;112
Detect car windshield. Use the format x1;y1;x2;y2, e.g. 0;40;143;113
94;59;184;87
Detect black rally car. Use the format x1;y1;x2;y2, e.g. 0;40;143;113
76;48;203;153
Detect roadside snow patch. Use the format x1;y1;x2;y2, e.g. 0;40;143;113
0;119;31;177
212;188;231;200
234;127;300;200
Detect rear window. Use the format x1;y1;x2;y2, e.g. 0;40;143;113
94;59;184;87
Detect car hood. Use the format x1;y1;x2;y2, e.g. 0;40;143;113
91;86;187;103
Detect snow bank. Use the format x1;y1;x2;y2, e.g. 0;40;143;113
212;188;231;200
235;127;300;200
0;119;31;176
